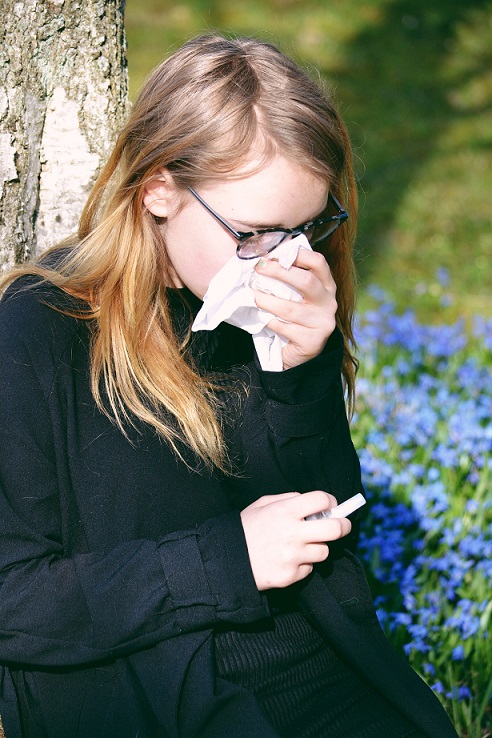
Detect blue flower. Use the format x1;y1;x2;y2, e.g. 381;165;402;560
376;609;388;628
427;467;440;482
431;681;445;695
367;284;389;302
457;685;472;700
355;295;491;728
422;663;436;676
393;612;412;627
465;500;480;514
446;685;472;701
436;267;450;287
451;645;465;661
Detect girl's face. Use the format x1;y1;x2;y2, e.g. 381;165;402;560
151;154;328;300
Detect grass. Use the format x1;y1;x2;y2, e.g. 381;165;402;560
124;0;492;323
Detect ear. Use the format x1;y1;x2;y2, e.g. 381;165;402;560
142;169;176;217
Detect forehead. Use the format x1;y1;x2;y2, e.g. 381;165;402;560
199;154;328;225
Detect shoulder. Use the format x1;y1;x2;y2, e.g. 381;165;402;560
0;275;90;364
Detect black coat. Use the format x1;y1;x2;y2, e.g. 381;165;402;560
0;282;457;737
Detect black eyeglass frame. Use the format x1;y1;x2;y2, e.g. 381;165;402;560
188;187;348;260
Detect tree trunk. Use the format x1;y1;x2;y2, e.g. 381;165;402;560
0;1;128;730
0;0;129;270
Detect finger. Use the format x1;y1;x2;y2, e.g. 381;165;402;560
265;318;331;347
255;261;331;299
267;321;331;367
294;252;332;291
304;542;331;564
259;250;334;291
253;291;302;324
303;516;352;543
283;490;338;519
247;492;301;509
292;248;332;278
254;291;335;331
297;563;314;581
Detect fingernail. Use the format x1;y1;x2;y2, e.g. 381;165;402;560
257;260;266;269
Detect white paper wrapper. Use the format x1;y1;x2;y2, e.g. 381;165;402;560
192;233;311;371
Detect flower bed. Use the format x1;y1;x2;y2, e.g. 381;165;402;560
353;289;492;738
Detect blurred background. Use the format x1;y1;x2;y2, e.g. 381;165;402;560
125;0;492;323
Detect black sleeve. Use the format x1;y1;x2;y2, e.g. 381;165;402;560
0;285;269;668
221;327;364;548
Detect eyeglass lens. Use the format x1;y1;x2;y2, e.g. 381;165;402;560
237;219;342;259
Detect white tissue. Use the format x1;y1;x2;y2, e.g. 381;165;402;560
192;233;311;371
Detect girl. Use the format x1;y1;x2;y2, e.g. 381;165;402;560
0;34;457;738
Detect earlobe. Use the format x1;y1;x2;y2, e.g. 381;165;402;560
142;169;173;217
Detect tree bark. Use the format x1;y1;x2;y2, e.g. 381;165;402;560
0;0;129;270
0;1;128;726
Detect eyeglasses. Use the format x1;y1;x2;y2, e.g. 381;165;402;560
188;187;348;260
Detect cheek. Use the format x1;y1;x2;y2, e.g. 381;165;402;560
197;251;237;297
162;208;237;297
169;237;236;299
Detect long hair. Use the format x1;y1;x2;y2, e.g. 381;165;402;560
1;33;358;470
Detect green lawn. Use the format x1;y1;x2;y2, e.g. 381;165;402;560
125;0;492;322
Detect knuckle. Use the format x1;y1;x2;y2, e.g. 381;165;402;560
325;492;338;507
323;491;335;509
298;270;317;293
310;490;329;509
310;251;325;268
281;300;295;320
302;564;314;580
333;519;345;538
277;574;291;588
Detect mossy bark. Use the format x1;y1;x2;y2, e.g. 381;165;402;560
0;0;129;269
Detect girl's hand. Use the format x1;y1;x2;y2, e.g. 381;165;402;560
252;250;337;370
240;491;351;591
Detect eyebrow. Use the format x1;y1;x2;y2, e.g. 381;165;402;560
231;219;281;231
231;204;327;232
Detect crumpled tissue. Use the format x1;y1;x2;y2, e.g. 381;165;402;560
192;233;311;371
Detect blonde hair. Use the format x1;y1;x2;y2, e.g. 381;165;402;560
1;34;358;470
